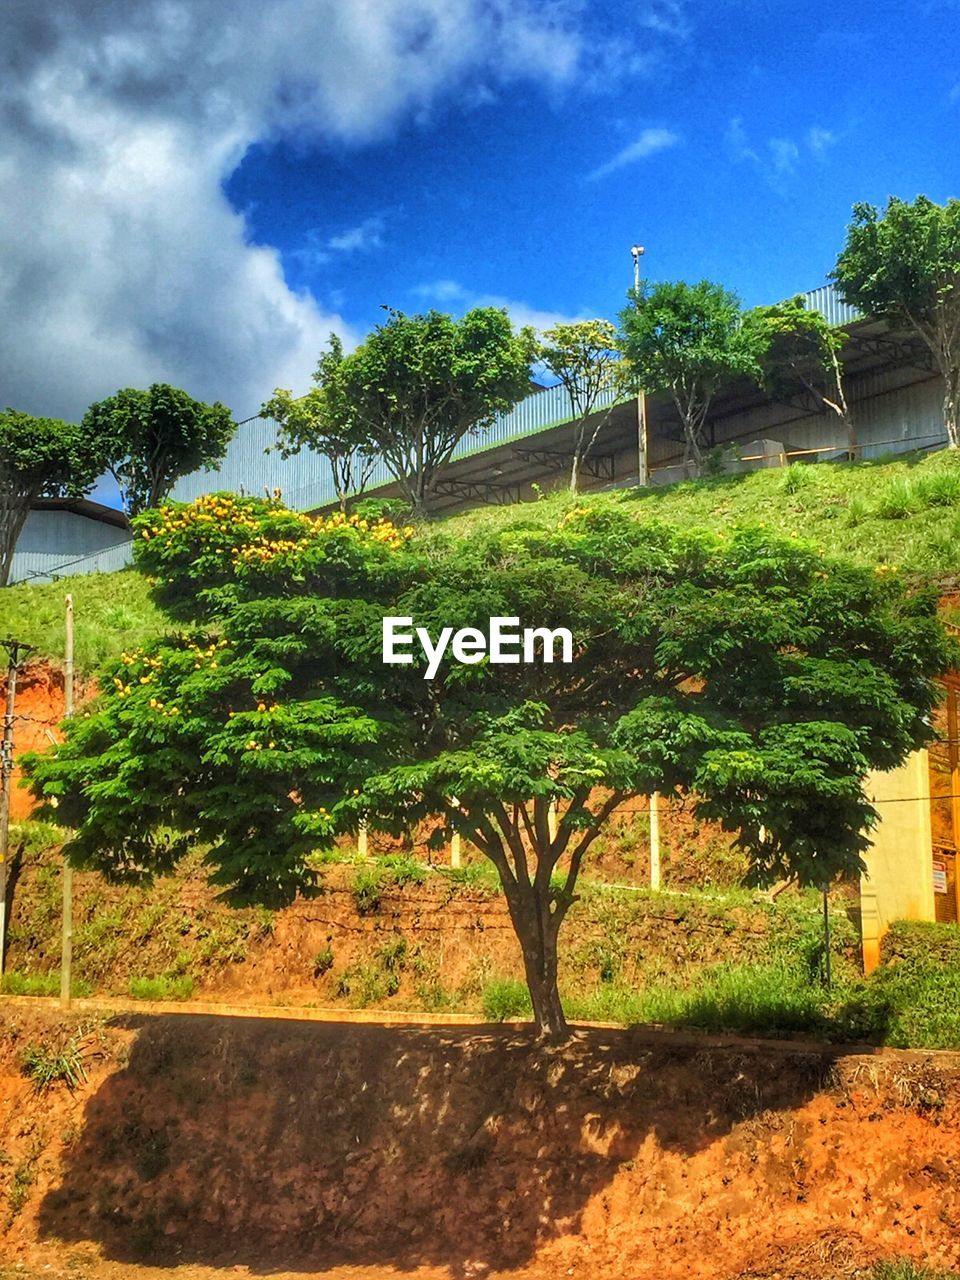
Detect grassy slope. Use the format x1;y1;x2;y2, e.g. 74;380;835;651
0;567;164;672
5;448;960;670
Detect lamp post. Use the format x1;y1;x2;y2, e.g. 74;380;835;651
631;245;649;487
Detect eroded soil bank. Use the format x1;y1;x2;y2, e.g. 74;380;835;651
0;1007;957;1280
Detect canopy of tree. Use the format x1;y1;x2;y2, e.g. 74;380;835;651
0;408;112;586
27;493;952;1039
833;195;960;448
618;280;763;472
83;383;235;515
285;308;537;517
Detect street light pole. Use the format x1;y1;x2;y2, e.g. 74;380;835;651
631;244;649;487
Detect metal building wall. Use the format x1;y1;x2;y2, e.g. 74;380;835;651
9;510;133;585
169;283;869;511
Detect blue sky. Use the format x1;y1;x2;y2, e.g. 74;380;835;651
2;0;959;426
225;0;960;349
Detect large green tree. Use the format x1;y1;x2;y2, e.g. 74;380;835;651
83;384;235;515
27;498;951;1040
618;281;762;473
833;196;960;448
262;335;377;513
0;409;113;586
335;308;537;516
745;297;856;457
538;320;626;494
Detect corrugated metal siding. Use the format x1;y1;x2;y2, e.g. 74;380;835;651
171;283;860;511
802;284;860;327
10;510;133;584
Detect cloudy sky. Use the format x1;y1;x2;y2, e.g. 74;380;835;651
3;0;959;422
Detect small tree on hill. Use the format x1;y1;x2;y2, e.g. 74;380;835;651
833;196;960;448
337;307;537;516
538;320;626;494
618;281;762;473
745;296;856;457
262;335;377;513
0;409;113;586
83;384;235;515
26;499;951;1041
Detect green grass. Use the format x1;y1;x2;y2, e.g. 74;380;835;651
7;450;960;674
0;568;166;672
445;447;960;587
0;970;92;998
21;1030;88;1091
868;1264;960;1280
128;974;195;1001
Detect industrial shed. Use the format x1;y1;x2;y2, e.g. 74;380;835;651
171;284;948;516
9;498;131;585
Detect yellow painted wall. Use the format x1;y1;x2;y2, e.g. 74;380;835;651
860;750;935;973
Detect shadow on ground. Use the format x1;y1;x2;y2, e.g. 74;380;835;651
38;1014;847;1276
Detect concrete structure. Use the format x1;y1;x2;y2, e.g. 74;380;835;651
861;753;937;973
10;499;131;585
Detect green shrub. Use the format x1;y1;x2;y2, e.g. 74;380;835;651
313;947;334;977
352;867;382;914
780;463;816;494
379;936;408;971
128;975;195;1001
482;978;532;1022
379;853;428;887
874;477;919;519
21;1031;88;1092
912;469;960;508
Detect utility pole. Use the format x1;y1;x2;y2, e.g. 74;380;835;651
631;244;649;487
60;596;74;1008
0;637;34;976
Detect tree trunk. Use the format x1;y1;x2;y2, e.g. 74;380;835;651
505;887;569;1042
569;453;581;495
944;370;960;449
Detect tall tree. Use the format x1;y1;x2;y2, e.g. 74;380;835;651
618;281;762;473
262;335;377;513
538;320;626;493
83;384;235;515
27;498;951;1041
833;196;960;448
0;410;112;587
745;296;856;457
338;308;537;516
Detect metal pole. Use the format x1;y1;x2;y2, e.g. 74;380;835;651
60;596;74;1008
0;639;31;976
631;244;649;488
822;884;832;990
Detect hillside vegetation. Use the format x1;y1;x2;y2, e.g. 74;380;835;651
5;448;960;672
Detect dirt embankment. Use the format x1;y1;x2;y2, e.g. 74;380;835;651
2;664;95;822
0;1007;958;1280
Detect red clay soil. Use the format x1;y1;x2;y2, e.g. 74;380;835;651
2;663;95;821
0;1007;958;1280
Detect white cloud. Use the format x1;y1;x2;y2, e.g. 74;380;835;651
725;117;836;190
586;127;680;182
807;125;837;154
724;116;760;165
327;215;387;254
411;279;584;335
0;1;686;419
769;137;800;178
